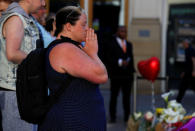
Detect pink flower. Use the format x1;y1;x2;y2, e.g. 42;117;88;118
144;111;153;122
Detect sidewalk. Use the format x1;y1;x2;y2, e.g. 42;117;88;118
100;83;195;131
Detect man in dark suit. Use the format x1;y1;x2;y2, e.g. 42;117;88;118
176;39;195;103
106;26;135;123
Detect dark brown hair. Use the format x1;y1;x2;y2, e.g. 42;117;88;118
0;0;19;2
54;6;84;36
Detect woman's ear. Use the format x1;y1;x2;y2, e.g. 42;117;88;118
64;23;72;32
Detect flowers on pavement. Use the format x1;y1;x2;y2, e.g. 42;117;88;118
127;91;194;131
159;100;186;124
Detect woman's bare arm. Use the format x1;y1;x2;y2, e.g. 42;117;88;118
49;43;108;84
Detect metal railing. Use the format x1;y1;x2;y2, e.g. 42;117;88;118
133;73;169;112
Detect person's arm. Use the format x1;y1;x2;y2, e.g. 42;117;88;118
49;28;108;84
3;15;27;64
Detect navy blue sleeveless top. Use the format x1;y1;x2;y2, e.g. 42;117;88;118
38;37;106;131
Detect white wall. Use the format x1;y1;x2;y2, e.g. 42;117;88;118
131;0;195;20
132;0;162;20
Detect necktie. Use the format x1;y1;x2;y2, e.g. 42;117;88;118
121;40;126;53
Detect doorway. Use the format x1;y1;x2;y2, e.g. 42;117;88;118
167;3;195;89
93;1;120;63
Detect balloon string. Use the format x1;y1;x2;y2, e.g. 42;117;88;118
151;82;156;127
151;82;155;112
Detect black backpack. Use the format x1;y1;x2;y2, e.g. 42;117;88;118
16;37;79;124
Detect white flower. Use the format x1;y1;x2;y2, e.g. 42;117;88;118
164;108;179;116
161;91;174;103
192;112;195;117
157;92;187;124
168;100;186;115
165;115;183;124
168;100;181;108
159;108;185;124
177;107;186;115
134;112;142;121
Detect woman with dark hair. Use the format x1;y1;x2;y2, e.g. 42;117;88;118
38;6;108;131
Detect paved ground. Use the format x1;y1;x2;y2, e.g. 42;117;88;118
100;81;195;131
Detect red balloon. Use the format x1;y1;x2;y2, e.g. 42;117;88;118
137;57;160;82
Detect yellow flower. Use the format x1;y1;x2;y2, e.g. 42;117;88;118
183;115;192;120
156;108;164;115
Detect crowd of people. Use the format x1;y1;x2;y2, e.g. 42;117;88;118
0;0;135;130
0;0;194;131
0;0;108;130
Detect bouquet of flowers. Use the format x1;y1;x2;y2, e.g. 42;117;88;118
159;100;186;124
126;91;195;131
155;91;194;131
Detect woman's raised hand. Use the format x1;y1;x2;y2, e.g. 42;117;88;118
83;28;98;57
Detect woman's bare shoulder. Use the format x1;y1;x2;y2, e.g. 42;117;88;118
48;42;82;73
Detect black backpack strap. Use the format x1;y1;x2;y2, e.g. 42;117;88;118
46;36;81;50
